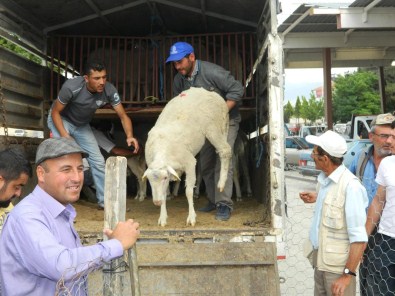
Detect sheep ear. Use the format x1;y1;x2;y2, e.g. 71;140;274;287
142;169;149;180
167;166;181;181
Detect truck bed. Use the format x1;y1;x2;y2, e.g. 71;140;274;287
74;194;270;236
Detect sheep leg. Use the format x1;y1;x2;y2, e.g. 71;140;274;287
232;153;242;201
172;180;181;197
193;160;202;199
184;156;197;226
127;157;147;201
138;177;147;201
206;129;231;192
240;153;252;198
158;200;168;227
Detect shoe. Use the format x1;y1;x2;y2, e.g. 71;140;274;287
97;203;104;211
198;202;216;212
215;205;231;221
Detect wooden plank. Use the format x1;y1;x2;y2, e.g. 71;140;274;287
103;157;132;295
135;241;280;295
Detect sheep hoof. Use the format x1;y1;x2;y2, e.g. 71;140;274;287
158;217;167;227
186;213;196;226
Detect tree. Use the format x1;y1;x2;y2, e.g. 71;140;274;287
284;101;294;123
384;67;395;112
294;96;302;124
300;96;309;124
306;92;324;123
332;70;381;122
299;93;324;124
0;37;42;64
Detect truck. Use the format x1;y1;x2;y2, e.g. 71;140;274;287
0;0;285;294
347;114;376;140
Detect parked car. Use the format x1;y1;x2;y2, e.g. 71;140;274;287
299;125;327;148
298;139;372;177
285;136;311;170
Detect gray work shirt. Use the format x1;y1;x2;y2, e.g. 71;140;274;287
53;76;121;126
172;60;244;120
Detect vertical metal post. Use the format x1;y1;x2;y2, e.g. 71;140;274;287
378;66;386;112
323;48;333;130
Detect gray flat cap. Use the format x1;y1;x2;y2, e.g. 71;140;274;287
36;137;88;165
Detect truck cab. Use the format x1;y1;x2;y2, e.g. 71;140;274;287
348;114;376;140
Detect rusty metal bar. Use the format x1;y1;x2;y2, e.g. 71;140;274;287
49;37;54;100
72;37;76;77
64;37;69;79
47;32;256;104
56;37;61;96
79;36;84;75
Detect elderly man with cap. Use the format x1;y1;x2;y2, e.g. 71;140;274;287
0;137;140;296
364;119;395;295
165;41;244;221
347;113;395;295
299;130;368;296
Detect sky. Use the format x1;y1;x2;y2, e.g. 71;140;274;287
284;68;357;104
277;0;356;105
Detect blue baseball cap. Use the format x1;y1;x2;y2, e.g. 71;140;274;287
166;42;194;63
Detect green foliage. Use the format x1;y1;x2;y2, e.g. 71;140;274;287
299;93;324;124
0;37;42;64
294;97;302;123
384;67;395;112
284;101;294;123
332;70;381;122
300;96;309;123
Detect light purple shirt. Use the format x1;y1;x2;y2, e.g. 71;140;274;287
0;186;123;296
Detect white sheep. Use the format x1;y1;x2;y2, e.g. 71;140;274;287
127;155;147;201
143;87;232;227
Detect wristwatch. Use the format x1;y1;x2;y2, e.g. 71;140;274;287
343;268;357;276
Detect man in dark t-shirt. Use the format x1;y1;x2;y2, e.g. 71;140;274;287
47;60;139;209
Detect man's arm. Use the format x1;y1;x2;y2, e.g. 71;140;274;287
4;212;139;281
331;180;368;295
331;241;366;295
51;100;70;138
226;100;237;111
366;184;386;235
113;104;139;153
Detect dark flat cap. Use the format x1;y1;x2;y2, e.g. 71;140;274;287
35;137;88;165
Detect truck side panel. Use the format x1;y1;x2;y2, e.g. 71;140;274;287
136;242;279;295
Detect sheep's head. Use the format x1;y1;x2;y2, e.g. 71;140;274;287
143;166;180;206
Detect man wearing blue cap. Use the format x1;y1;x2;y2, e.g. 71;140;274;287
166;41;244;221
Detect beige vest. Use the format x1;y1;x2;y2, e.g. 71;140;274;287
317;169;357;274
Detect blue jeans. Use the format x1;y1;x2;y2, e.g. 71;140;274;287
47;115;105;207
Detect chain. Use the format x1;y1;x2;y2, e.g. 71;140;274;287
0;73;9;147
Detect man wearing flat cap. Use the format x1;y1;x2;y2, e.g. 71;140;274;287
364;118;395;295
0;137;140;296
347;113;395;295
299;131;368;296
166;41;244;221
